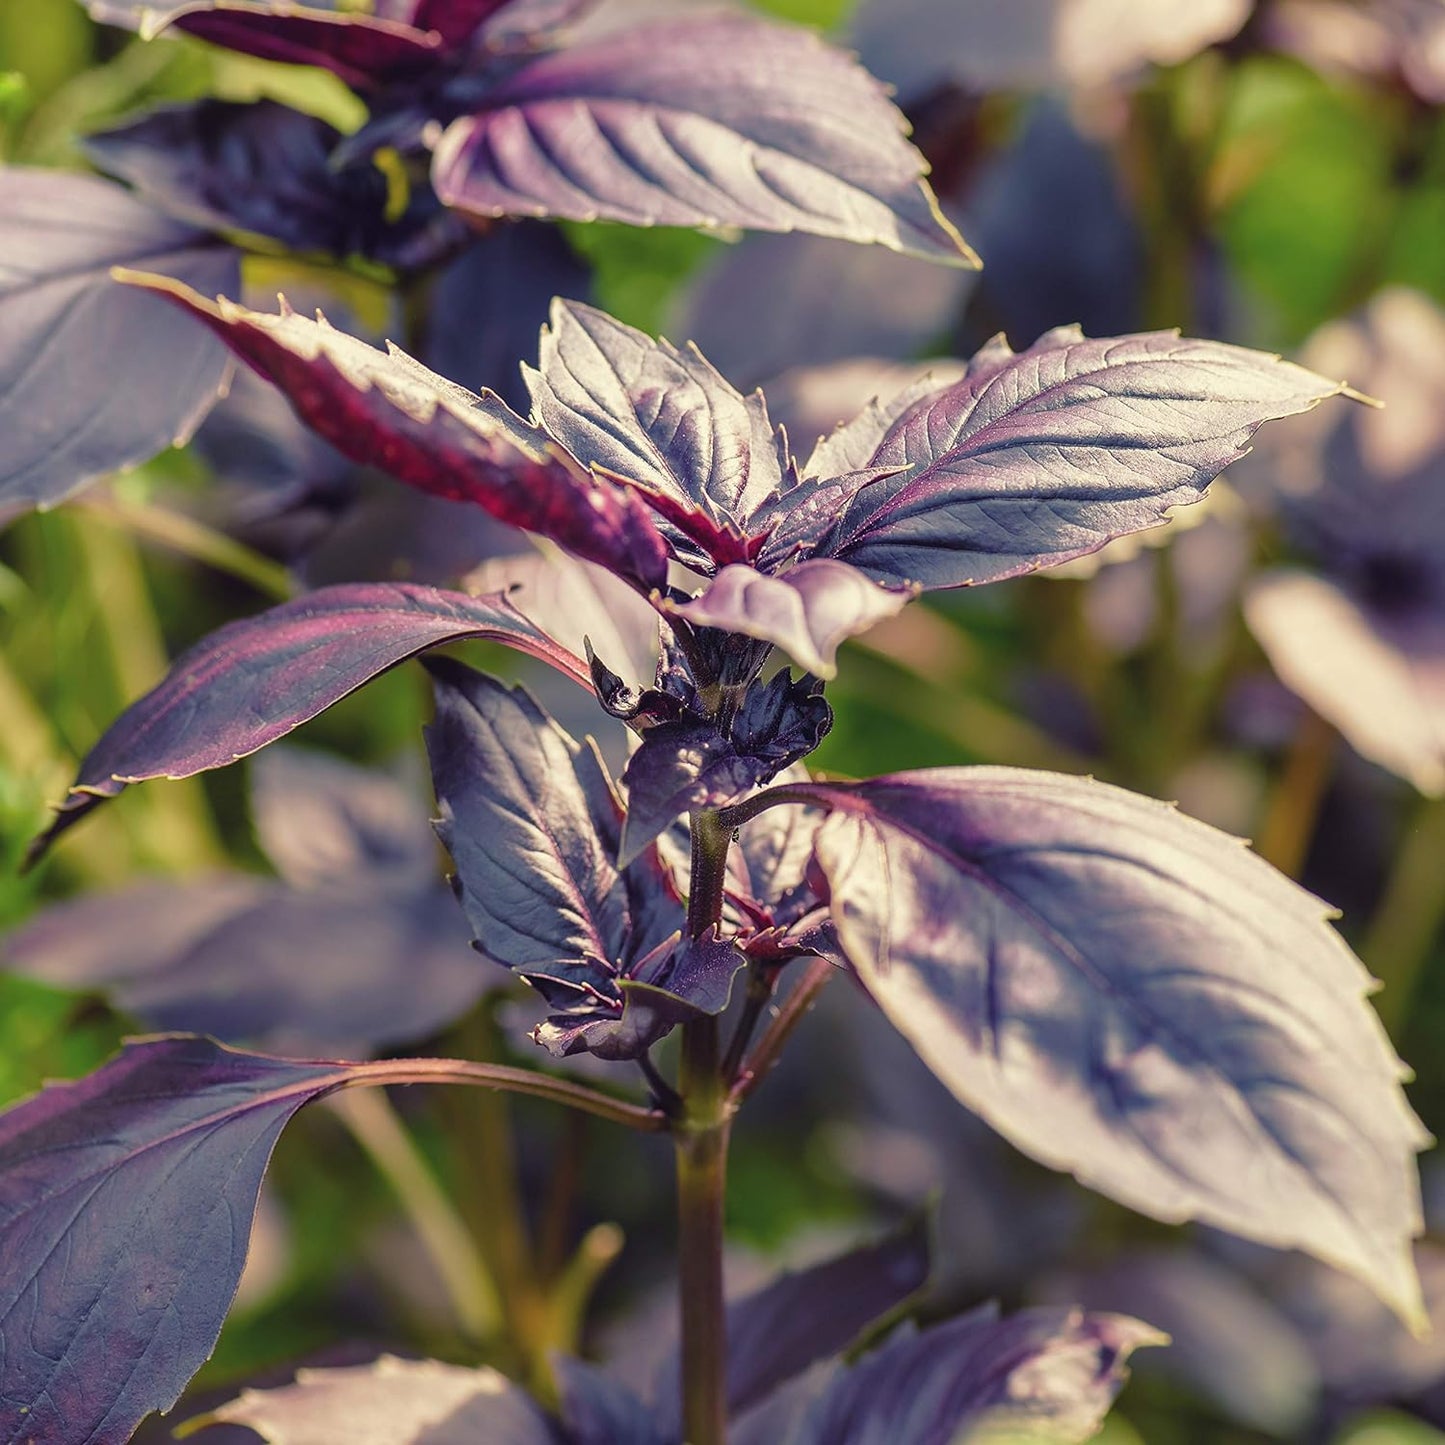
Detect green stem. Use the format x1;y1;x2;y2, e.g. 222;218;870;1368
1254;710;1338;877
677;1016;731;1445
676;807;736;1445
1362;795;1445;1034
325;1088;500;1341
76;494;294;602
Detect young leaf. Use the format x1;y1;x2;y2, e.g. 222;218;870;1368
425;659;696;1056
200;1355;557;1443
87;0;444;91
814;328;1347;590
786;1304;1163;1445
524;299;787;568
669;559;913;678
116;273;673;592
431;14;976;264
29;582;589;865
0;1039;391;1445
799;768;1430;1326
619;672;831;864
0;167;237;511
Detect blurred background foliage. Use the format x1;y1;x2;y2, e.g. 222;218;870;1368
2;1;1444;1442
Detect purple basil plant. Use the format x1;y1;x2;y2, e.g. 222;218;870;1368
0;258;1432;1445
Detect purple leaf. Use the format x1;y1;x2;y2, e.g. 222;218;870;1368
88;1;444;91
816;327;1347;590
30;582;589;864
1245;570;1445;796
199;1354;557;1442
0;167;237;511
423;223;592;411
6;881;487;1055
676;232;973;388
619;671;831;865
83;99;458;267
800;768;1430;1325
425;659;693;1057
14;750;487;1054
535;931;744;1061
852;0;1251;98
525;299;787;568
770;361;967;480
670;560;913;678
653;1217;931;1436
466;548;660;694
554;1357;667;1445
788;1304;1162;1445
408;0;519;46
431;14;976;263
118;272;672;592
0;1037;415;1444
1043;1249;1320;1436
249;746;439;892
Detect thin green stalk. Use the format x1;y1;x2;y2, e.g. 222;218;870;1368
1254;710;1338;877
76;494;294;602
71;515;227;872
326;1088;500;1341
1362;795;1445;1033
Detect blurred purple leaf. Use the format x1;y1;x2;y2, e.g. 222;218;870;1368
965;98;1144;345
852;0;1251;99
1281;1241;1445;1421
674;231;973;388
770;360;967;478
788;1304;1162;1445
653;1216;931;1435
619;671;830;865
1242;290;1445;793
0;166;237;511
200;1354;557;1442
83;98;464;268
30;582;589;864
554;1357;667;1445
0;1038;410;1444
423;223;592;411
11;750;488;1054
1042;1248;1321;1436
432;14;976;263
7;882;487;1055
671;560;912;678
426;658;698;1058
467;548;660;693
816;327;1345;590
1246;570;1445;796
119;272;672;591
87;1;444;91
249;746;438;892
526;299;787;569
799;767;1430;1326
